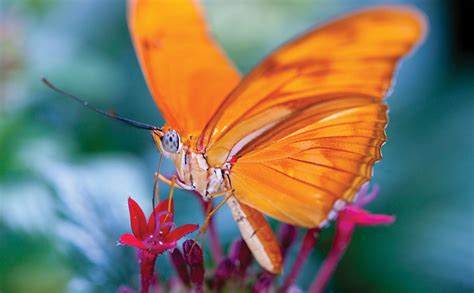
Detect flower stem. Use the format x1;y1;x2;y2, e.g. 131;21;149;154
308;246;345;293
308;227;353;293
138;249;159;293
279;228;320;292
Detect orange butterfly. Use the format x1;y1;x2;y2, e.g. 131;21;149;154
127;0;426;273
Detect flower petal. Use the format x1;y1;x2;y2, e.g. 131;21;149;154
119;233;146;250
342;206;395;226
128;197;148;240
354;184;380;207
149;241;177;255
165;224;199;242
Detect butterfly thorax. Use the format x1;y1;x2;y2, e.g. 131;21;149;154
152;129;227;200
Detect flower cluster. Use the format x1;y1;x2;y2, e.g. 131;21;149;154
168;238;254;292
118;184;394;292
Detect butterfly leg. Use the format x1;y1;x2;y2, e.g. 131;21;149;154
167;176;177;213
207;188;235;198
158;173;193;190
197;174;235;241
195;191;234;245
158;176;177;225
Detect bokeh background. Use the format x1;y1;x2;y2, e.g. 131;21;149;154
1;0;473;292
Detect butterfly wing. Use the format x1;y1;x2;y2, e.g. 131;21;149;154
128;0;240;135
227;196;282;273
200;7;426;227
231;102;388;227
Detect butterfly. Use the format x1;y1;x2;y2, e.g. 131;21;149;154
124;0;426;274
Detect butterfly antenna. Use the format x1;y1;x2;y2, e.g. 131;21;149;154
41;77;162;132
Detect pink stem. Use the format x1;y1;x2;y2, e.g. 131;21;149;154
279;228;320;292
138;250;159;293
308;228;354;293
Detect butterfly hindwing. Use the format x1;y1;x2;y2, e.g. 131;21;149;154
232;102;387;227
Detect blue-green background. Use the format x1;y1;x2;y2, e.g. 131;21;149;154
1;0;473;292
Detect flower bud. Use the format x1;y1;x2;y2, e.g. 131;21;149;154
182;240;204;291
170;248;190;287
279;224;298;259
229;239;253;276
212;257;236;291
252;271;274;292
183;240;203;265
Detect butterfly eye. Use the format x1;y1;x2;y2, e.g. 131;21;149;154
161;130;180;153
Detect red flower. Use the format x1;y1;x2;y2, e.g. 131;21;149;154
119;197;199;255
119;197;199;293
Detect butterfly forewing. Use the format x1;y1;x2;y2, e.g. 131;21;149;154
128;0;240;135
200;7;425;227
200;7;425;164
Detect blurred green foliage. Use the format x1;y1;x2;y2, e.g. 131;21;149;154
1;0;473;292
